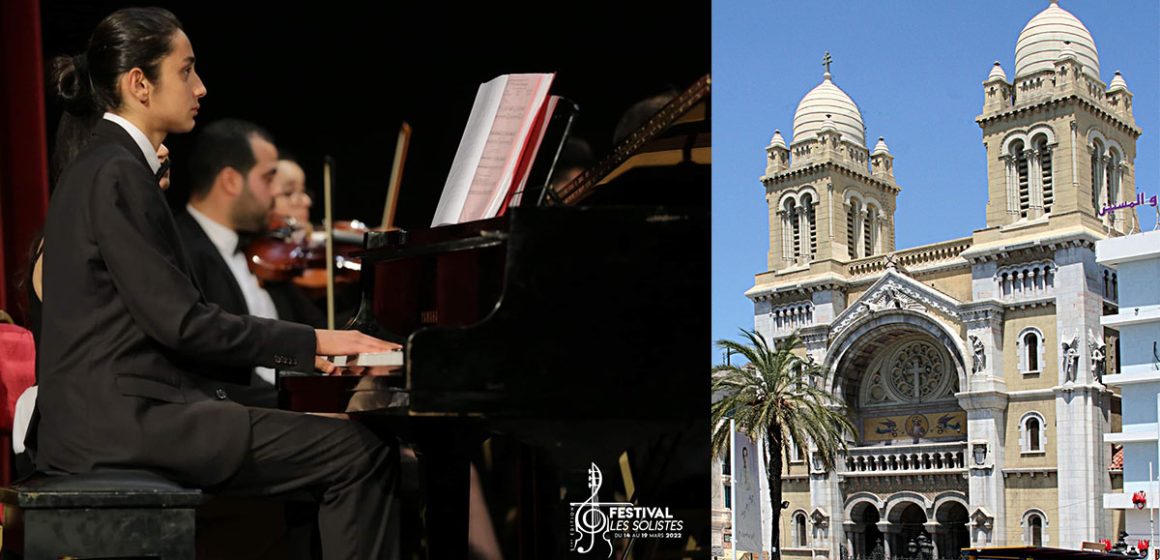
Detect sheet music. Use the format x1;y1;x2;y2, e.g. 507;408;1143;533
432;73;554;226
507;95;560;208
432;75;508;226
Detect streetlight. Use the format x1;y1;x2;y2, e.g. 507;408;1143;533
724;347;739;367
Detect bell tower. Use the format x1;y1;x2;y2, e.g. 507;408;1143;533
761;53;900;272
978;1;1140;232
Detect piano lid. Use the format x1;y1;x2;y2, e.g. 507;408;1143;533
553;74;710;206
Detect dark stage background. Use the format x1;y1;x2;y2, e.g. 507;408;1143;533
41;1;709;229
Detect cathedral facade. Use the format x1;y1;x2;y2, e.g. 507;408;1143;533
731;2;1138;558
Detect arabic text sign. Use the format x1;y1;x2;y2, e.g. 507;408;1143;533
1100;192;1158;216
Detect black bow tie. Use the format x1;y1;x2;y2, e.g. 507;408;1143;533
235;233;257;255
155;159;171;183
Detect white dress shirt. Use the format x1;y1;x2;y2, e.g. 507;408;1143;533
103;112;161;174
186;204;281;384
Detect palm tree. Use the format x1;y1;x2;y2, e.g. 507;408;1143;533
711;330;854;560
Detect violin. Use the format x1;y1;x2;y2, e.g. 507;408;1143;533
243;215;364;297
243;216;319;283
246;122;410;327
290;219;366;298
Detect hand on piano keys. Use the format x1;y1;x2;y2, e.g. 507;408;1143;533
328;350;404;376
314;329;401;375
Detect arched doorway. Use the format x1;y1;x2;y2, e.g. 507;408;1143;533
826;306;972;560
890;503;929;558
848;501;884;558
934;501;969;559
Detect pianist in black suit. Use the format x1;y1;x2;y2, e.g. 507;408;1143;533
174;119;325;408
39;8;399;558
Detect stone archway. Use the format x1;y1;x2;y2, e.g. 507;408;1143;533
933;500;969;560
823;302;972;560
888;502;929;559
824;309;968;399
846;499;884;559
825;311;969;453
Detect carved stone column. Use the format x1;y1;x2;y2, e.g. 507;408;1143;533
782;208;793;263
776;208;787;264
1095;154;1108;211
960;302;1006;387
1002;154;1017;219
924;522;945;560
877;521;897;559
959;392;1008;546
797;206;808;264
854;208;866;258
1053;243;1113;546
1028;148;1043;218
961;298;1009;547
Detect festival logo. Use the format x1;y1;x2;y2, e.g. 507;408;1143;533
569;463;686;557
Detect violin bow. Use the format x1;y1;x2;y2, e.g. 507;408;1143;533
381;122;411;230
323;156;336;330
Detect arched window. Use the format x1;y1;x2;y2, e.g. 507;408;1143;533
783;199;799;262
1023;510;1047;547
1012;141;1030;218
1035;137;1053;214
847;199;862;259
1017;328;1045;374
801;193;817;260
1091;139;1105;212
794;511;808;547
1026;333;1039;371
864;204;878;256
1020;412;1047;454
1107;148;1122;223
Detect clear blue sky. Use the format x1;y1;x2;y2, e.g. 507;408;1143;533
711;0;1160;365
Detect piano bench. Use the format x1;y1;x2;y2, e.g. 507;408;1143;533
0;470;203;560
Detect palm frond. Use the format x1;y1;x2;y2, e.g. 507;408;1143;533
711;329;854;473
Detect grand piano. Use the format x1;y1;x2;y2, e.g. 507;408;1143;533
279;76;711;559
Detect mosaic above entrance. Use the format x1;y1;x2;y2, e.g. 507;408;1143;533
862;411;967;443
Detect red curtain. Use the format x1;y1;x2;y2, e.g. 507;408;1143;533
0;0;50;326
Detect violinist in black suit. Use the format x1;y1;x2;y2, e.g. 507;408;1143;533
39;8;399;558
173;119;325;407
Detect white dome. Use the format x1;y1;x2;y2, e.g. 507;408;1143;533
769;129;787;149
987;61;1008;82
1014;1;1099;80
871;137;890;156
792;74;865;147
1107;71;1128;93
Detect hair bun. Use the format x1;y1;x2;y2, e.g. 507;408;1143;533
50;53;95;116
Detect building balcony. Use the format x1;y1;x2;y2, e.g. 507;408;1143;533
1104;427;1159;444
1102;304;1160;328
840;442;967;476
1103;368;1160;386
1105;487;1160;510
1096;230;1160;267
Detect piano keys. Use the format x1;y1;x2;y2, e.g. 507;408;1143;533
328;350;403;368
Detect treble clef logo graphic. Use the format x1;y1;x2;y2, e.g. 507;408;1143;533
572;462;612;557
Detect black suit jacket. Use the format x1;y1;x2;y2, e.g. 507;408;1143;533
172;211;325;391
37;120;315;487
